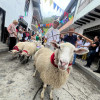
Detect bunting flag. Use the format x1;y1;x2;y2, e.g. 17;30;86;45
47;24;50;27
53;2;56;9
68;14;72;19
36;12;73;28
44;0;64;13
43;24;46;27
46;24;48;27
57;5;60;11
25;11;27;16
50;23;52;27
45;0;47;2
50;0;53;6
38;24;40;27
64;12;68;17
66;18;69;22
36;25;38;28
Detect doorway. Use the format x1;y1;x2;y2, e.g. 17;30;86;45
0;7;6;42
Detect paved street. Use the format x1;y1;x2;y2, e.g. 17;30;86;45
0;52;100;100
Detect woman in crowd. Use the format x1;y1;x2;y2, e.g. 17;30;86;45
81;40;90;60
73;36;83;64
7;20;18;50
85;36;99;68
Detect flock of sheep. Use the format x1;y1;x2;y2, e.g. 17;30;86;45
9;41;88;100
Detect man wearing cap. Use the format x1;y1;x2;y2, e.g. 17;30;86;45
63;28;77;46
45;20;60;51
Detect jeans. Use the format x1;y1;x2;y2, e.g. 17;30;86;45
73;54;77;64
86;50;96;66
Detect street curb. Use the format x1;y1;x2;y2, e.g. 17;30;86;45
76;61;100;84
0;47;9;53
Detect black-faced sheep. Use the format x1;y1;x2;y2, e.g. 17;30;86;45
33;42;89;100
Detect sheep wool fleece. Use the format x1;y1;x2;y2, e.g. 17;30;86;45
34;48;70;89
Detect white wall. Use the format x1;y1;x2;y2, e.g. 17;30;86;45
74;0;100;22
0;0;33;29
75;19;100;34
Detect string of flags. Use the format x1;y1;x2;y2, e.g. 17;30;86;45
44;0;64;12
36;12;73;28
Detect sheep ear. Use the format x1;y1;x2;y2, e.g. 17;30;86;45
50;41;59;49
74;48;89;55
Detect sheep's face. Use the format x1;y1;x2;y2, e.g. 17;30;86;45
51;42;89;71
57;43;75;71
9;50;19;58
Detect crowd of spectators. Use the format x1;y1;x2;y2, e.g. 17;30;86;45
61;28;100;73
7;20;44;51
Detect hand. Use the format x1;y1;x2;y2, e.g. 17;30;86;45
52;40;56;42
67;31;75;33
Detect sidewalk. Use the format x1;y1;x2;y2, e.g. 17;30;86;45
76;58;100;84
0;42;9;53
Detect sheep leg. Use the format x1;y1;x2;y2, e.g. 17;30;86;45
50;88;53;100
41;84;47;100
33;69;37;77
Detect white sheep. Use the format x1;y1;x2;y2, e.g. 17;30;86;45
9;42;29;58
33;42;89;100
20;42;37;63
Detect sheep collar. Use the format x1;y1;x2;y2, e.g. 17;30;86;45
13;46;19;51
23;50;29;56
50;53;72;73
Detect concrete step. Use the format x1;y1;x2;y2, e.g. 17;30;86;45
76;59;100;85
0;42;9;53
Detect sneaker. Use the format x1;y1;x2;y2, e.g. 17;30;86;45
93;70;100;73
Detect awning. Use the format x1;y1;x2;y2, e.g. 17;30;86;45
60;5;100;34
74;5;100;26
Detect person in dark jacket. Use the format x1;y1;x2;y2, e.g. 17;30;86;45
93;43;100;73
85;36;99;68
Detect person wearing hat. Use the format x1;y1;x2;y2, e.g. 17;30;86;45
63;28;93;64
45;20;60;50
63;28;77;46
7;20;18;50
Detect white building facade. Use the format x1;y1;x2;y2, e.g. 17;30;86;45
60;0;100;39
0;0;42;42
73;0;100;39
0;0;42;29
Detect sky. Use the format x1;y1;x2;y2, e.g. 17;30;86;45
40;0;71;18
